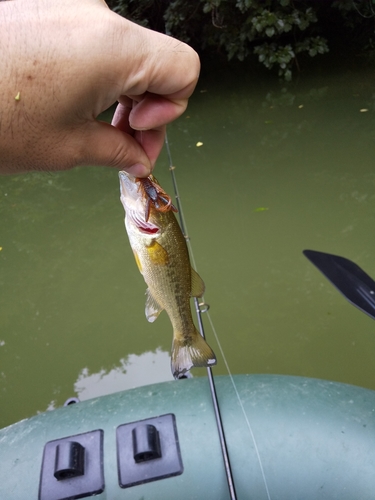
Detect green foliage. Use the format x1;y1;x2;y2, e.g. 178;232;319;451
108;0;373;80
254;43;295;81
333;0;375;60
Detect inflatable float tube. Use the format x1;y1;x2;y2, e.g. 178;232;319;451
0;374;374;500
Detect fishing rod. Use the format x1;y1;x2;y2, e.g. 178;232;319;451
164;133;238;500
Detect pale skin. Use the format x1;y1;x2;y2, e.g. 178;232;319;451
0;0;200;175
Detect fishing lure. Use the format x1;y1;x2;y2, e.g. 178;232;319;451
136;175;178;222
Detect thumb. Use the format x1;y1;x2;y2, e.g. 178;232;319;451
76;121;152;176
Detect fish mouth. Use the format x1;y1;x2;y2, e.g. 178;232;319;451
119;171;139;201
119;171;160;235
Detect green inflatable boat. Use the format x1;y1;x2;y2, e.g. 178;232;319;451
0;374;374;500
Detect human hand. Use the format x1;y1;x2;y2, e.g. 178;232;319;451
0;0;200;175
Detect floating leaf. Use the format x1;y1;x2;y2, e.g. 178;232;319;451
254;207;269;212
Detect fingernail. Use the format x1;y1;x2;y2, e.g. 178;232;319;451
127;163;150;177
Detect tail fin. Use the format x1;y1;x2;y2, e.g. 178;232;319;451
171;329;216;379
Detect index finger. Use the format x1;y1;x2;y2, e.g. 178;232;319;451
126;93;188;131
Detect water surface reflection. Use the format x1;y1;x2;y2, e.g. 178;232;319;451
74;348;173;401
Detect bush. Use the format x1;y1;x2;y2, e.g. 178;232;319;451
108;0;374;80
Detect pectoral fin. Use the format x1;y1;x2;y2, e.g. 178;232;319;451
145;288;163;323
190;267;205;298
147;240;169;265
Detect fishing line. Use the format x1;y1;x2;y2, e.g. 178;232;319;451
164;133;271;500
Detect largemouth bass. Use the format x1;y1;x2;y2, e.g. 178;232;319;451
119;171;216;378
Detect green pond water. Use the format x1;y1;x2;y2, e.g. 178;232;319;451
1;62;375;429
